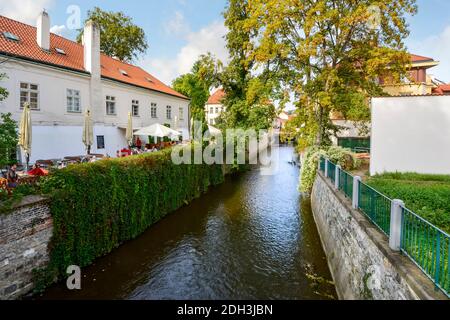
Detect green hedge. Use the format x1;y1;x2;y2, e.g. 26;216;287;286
36;147;224;291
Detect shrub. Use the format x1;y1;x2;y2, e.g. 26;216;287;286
35;147;225;291
299;146;360;193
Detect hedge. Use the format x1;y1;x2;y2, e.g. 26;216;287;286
35;147;225;291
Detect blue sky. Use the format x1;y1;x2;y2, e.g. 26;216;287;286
1;0;449;84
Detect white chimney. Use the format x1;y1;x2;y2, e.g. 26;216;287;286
36;11;50;51
83;20;101;77
83;20;102;122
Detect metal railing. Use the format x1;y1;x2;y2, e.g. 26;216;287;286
338;169;353;200
318;156;450;297
401;207;450;295
358;181;392;236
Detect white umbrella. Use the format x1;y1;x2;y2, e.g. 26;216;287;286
125;112;133;146
82;109;94;154
18;102;32;169
134;123;181;138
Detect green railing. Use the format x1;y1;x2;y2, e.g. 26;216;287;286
319;157;326;173
318;156;450;297
358;181;392;236
327;161;336;184
338;169;353;200
401;207;450;296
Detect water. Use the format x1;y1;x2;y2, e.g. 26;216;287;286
39;146;337;300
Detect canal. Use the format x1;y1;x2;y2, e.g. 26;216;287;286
39;146;337;300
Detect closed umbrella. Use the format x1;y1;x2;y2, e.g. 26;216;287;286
18;102;32;170
82;109;94;154
125;112;133;147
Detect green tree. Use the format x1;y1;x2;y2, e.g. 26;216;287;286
0;74;17;167
245;0;417;150
172;53;221;122
219;0;278;131
77;7;148;62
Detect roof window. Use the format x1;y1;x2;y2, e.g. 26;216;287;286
119;69;129;76
3;32;20;42
55;48;66;55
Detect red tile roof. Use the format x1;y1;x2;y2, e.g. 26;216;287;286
432;84;450;95
207;89;226;104
0;15;188;100
410;54;435;63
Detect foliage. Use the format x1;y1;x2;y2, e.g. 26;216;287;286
367;173;450;234
244;0;417;149
0;73;9;101
299;146;360;193
76;7;148;62
0;113;18;168
218;0;279;131
0;183;41;214
34;147;224;292
172;53;220;122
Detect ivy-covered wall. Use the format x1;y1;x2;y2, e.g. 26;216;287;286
36;148;225;291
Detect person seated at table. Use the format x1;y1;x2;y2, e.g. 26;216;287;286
6;164;18;188
136;137;142;150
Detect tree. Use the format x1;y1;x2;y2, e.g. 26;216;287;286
245;0;417;149
172;53;221;122
77;7;148;62
0;74;17;167
218;0;278;131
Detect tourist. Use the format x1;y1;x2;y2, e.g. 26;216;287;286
6;164;18;188
136;137;142;150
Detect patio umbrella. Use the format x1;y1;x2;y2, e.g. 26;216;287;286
134;123;181;138
125;112;133;147
18;102;32;170
82;109;94;154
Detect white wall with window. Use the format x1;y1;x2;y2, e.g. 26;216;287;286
132;99;139;117
0;59;190;163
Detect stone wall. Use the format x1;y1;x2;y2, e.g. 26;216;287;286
311;173;447;300
0;196;52;300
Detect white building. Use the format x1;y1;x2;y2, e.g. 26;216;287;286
205;89;225;126
0;13;190;163
371;95;450;176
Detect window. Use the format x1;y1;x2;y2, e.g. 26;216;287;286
166;105;172;120
67;89;81;113
210;119;214;125
20;82;39;110
210;107;214;114
119;69;128;76
106;96;116;115
179;107;184;120
97;136;105;150
215;107;219;114
132;100;139;117
151;103;157;118
3;32;20;42
55;48;66;55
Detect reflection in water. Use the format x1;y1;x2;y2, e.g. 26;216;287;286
39;146;336;300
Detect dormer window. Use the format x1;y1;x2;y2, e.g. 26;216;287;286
146;77;153;83
119;69;128;76
55;48;66;55
3;32;20;42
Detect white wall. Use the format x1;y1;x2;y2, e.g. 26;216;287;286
0;58;190;162
371;96;450;175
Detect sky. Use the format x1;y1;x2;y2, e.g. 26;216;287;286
0;0;449;85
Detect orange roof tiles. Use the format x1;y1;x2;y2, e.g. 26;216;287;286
433;84;450;95
410;54;435;63
207;89;226;104
0;15;188;100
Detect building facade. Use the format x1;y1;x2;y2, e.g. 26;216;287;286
0;13;190;163
205;89;225;126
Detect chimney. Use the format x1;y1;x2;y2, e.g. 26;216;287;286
36;11;50;51
83;20;101;77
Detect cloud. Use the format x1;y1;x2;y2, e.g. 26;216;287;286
164;11;189;36
140;21;229;85
50;25;67;36
0;0;54;25
407;25;450;83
